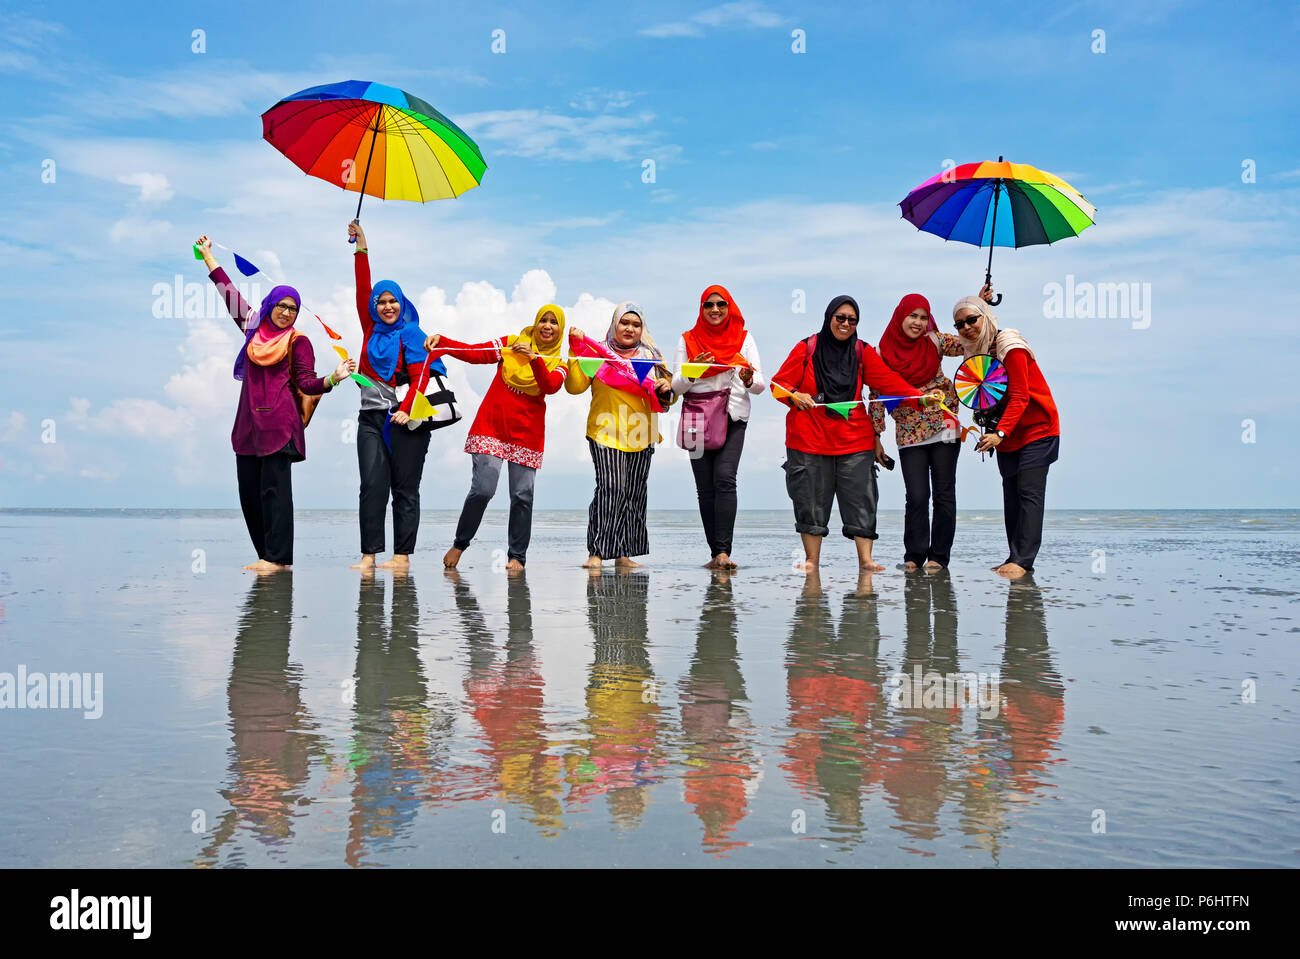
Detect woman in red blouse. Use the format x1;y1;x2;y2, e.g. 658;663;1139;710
424;305;569;571
771;295;942;572
955;288;1061;578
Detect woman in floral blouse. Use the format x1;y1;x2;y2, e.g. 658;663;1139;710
871;294;965;571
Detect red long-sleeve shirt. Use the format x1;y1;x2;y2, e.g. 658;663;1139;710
353;252;431;416
996;348;1059;453
770;338;924;455
435;336;567;469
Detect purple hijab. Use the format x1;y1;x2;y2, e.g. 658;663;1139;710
233;285;301;380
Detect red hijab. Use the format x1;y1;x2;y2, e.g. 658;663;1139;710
683;285;749;379
878;293;940;388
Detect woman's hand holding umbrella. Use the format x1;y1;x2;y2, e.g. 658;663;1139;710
348;221;367;250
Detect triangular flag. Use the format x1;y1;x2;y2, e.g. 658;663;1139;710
680;362;710;378
316;315;342;340
409;391;435;420
630;358;658;381
332;345;349;361
232;253;259;277
381;414;393;452
350;372;378;388
882;397;903;414
770;383;793;400
192;244;204;260
824;401;859;419
576;357;605;376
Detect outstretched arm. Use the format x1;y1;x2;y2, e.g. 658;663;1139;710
196;234;255;330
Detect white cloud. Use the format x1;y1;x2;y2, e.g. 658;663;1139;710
642;2;788;38
109;217;173;247
117;172;174;204
458;109;681;164
0;411;25;442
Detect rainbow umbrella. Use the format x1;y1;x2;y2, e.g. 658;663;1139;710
262;80;486;237
899;157;1095;305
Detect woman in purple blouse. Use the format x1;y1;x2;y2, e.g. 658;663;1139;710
197;235;354;572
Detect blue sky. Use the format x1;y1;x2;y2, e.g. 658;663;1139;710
2;0;1297;509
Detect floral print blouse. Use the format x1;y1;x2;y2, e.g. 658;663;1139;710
870;332;966;448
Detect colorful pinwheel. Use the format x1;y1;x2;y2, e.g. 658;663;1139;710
262;80;486;235
899;157;1095;304
955;355;1009;410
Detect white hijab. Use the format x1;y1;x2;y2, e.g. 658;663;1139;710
952;296;1034;361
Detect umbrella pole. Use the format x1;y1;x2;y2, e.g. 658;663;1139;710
349;123;381;243
984;168;1004;306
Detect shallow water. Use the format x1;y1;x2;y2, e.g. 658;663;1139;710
0;509;1296;867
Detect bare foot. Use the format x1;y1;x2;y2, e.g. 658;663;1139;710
860;560;886;572
703;557;718;568
615;557;642;568
995;563;1029;579
924;561;944;572
378;554;410;569
794;558;817;572
714;553;737;569
582;555;602;569
443;547;463;569
505;558;524;572
243;559;289;573
903;561;919;572
351;554;376;570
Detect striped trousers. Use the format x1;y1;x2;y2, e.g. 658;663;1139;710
586;439;654;559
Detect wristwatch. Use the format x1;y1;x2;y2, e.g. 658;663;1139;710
994;429;1006;439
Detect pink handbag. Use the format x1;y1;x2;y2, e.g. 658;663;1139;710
678;388;730;453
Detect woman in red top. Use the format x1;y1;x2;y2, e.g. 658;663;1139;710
771;295;941;572
955;289;1061;578
424;305;569;571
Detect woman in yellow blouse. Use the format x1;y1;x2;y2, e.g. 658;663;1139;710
567;302;677;569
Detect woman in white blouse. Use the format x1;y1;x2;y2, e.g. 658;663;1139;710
671;285;766;568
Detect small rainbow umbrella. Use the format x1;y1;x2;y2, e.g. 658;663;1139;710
899;157;1095;305
262;80;486;238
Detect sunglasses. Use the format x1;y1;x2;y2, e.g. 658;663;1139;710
832;313;859;325
954;314;981;330
703;299;728;310
274;303;299;315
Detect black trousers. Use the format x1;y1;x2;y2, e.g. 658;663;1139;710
689;417;747;557
997;436;1059;570
898;440;960;567
357;410;432;555
236;449;295;565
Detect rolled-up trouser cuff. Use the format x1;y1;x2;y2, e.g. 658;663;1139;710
842;527;878;540
794;522;829;537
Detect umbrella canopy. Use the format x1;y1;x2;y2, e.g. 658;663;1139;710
899;158;1095;303
262;80;486;210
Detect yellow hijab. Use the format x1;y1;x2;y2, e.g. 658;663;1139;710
501;304;567;395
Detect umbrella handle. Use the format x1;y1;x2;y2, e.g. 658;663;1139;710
990;292;1003;306
983;269;1003;307
348;217;358;245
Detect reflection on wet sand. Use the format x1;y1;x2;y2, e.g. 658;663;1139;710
452;572;566;836
782;571;889;845
344;573;455;867
678;570;762;855
960;578;1066;862
195;574;326;867
566;572;663;828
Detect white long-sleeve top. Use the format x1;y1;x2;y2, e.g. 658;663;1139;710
670;331;766;421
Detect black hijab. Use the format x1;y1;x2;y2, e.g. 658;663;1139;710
811;294;861;403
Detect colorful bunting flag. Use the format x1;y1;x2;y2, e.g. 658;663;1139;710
192;244;204;261
350;372;378;389
316;316;342;340
231;253;259;277
409;391;435;421
680;362;710;378
381;414;393;452
629;358;659;381
576;357;605;376
770;382;794;400
332;345;349;361
825;401;860;419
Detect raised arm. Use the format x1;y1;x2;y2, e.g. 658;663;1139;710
351;222;374;339
196;234;255;330
424;333;506;366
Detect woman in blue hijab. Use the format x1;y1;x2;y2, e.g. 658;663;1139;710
349;220;445;570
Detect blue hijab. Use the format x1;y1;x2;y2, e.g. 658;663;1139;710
366;280;443;382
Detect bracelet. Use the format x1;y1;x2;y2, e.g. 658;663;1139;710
327;372;336;387
354;248;367;254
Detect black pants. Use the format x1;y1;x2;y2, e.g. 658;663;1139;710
899;440;960;567
236;449;295;565
997;436;1059;570
689;417;747;557
357;410;432;555
782;448;879;539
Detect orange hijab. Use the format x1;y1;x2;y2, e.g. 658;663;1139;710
683;284;749;379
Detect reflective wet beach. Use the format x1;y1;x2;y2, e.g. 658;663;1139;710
1;509;1296;867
